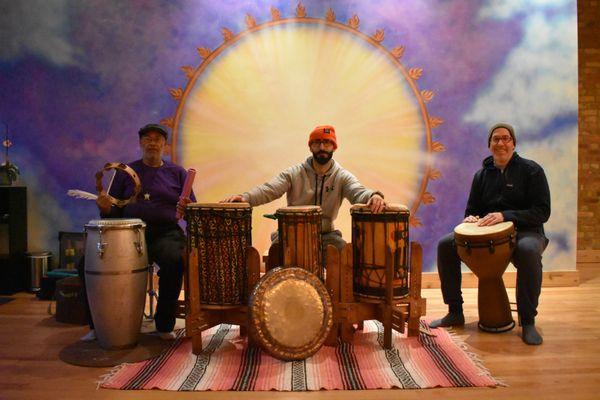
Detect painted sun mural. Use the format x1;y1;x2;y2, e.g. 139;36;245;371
164;6;443;253
0;0;577;272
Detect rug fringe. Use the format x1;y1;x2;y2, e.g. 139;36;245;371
97;362;131;390
443;326;508;387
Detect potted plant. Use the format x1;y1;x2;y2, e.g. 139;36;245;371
1;123;18;185
0;161;19;185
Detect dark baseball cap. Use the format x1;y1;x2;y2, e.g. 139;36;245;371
138;123;168;140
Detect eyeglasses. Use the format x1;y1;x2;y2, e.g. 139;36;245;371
310;140;334;148
491;136;512;144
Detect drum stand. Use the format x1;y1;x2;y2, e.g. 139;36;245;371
324;241;426;349
184;247;261;355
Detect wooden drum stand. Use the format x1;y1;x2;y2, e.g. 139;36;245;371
324;242;426;349
183;246;261;355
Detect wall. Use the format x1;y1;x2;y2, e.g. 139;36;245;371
578;0;600;270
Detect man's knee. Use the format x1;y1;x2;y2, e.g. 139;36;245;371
323;230;346;251
437;232;455;255
513;236;544;267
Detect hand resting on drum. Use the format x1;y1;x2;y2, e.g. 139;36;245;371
477;212;504;227
221;194;249;203
176;196;192;218
96;190;112;215
366;193;386;213
463;215;479;223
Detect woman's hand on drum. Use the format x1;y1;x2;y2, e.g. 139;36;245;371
477;212;504;226
367;194;386;213
220;194;248;203
463;215;479;223
96;190;112;215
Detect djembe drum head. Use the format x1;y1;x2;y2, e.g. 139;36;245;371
454;221;515;279
453;221;516;332
249;267;332;361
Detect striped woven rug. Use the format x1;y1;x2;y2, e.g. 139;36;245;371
100;320;502;391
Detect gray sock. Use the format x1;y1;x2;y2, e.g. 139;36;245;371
522;324;543;345
429;312;465;329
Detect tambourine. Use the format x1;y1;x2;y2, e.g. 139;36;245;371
95;162;141;207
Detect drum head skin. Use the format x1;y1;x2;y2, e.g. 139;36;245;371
276;205;322;214
350;203;409;214
187;202;251;209
454;221;514;237
85;218;146;229
249;267;333;361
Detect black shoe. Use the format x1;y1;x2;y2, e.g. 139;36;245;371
522;324;543;345
429;312;465;329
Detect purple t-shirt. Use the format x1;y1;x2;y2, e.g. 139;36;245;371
105;159;196;226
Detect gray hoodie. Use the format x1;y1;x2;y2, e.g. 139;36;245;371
244;157;381;233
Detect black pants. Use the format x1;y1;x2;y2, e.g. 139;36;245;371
437;230;548;325
78;224;186;333
146;225;186;333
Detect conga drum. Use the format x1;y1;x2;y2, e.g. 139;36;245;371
454;222;516;333
275;206;323;280
351;204;410;301
84;219;148;350
186;203;252;307
249;267;333;361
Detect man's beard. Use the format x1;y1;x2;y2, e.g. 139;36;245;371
312;150;333;165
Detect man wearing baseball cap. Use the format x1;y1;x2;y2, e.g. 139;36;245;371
80;123;195;342
222;124;386;251
431;123;551;345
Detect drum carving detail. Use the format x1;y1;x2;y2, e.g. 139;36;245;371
351;204;410;300
186;203;252;306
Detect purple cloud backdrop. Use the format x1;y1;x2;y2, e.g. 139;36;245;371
0;0;577;271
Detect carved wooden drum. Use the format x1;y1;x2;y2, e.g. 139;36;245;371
186;203;252;307
84;219;148;350
454;221;516;332
249;267;333;361
351;204;410;301
275;206;323;280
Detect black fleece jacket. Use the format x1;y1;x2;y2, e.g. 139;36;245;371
464;152;551;234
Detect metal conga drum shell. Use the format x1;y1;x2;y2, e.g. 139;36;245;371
275;206;323;280
186;203;252;306
454;221;516;333
249;267;333;361
84;219;148;350
351;203;410;301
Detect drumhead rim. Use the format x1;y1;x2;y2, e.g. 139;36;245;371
454;221;514;237
85;218;146;229
276;205;323;214
350;203;409;213
187;202;251;209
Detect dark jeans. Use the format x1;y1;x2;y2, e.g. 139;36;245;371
437;230;548;325
78;224;185;333
146;225;186;333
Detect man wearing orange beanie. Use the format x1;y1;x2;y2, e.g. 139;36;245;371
223;124;386;251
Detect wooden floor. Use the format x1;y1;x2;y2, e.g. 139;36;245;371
1;265;600;400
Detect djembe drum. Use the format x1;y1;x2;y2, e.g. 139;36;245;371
275;206;323;280
454;221;516;332
249;267;333;361
84;219;148;349
186;203;252;307
351;204;410;301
